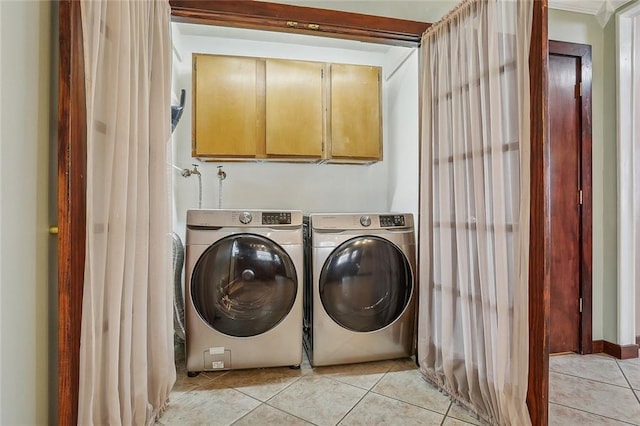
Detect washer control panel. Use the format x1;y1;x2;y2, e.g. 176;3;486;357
187;209;302;228
262;212;292;225
380;214;406;227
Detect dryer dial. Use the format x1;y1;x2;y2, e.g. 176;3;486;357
239;211;253;224
360;215;372;227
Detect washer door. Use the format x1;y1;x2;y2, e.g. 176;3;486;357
191;233;297;337
319;236;412;332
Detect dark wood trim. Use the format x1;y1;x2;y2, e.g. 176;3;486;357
594;340;640;359
57;1;86;425
527;0;550;425
593;340;639;359
548;40;593;356
169;0;431;46
592;339;604;353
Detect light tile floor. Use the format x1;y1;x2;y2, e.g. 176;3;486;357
158;343;640;425
549;352;640;425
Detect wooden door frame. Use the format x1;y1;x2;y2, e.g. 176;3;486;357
57;1;86;424
57;1;549;424
528;2;549;423
548;40;593;355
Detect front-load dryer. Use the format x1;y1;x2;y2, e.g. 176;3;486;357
303;213;416;367
185;209;303;374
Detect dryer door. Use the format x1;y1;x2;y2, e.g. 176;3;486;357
191;233;298;337
319;236;412;332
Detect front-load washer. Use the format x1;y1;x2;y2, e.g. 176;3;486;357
185;209;303;374
303;213;416;367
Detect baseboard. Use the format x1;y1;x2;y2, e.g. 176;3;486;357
592;340;603;353
592;339;639;359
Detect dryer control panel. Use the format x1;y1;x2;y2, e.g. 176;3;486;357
310;213;413;231
380;215;406;227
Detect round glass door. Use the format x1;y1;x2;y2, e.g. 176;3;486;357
319;236;412;332
191;234;297;337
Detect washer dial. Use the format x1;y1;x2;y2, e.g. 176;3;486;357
360;215;372;227
239;211;253;224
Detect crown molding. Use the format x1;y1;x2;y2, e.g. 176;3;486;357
549;0;631;15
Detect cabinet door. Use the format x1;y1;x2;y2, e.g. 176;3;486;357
265;59;323;158
193;54;260;157
330;64;382;161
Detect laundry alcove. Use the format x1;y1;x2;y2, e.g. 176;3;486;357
56;1;549;424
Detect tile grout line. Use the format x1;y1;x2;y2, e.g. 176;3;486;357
233;400;316;426
333;388;370;426
213;371;305;425
614;358;640;406
233;369;305;406
549;401;639;426
550;369;637;390
439;401;453;426
329;362;399;425
366;386;451;419
314;363;398;426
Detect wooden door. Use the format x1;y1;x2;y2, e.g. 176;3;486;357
549;41;592;355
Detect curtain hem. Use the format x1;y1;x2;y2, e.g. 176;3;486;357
420;366;495;425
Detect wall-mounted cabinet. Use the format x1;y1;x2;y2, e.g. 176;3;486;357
192;53;381;163
329;64;382;162
193;55;260;157
265;59;324;158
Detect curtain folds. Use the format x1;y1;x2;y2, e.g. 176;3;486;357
78;1;175;424
418;0;532;424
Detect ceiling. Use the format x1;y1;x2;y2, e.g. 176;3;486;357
256;0;634;22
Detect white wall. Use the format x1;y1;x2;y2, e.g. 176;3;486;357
612;0;640;346
0;1;52;424
386;49;420;219
171;24;420;241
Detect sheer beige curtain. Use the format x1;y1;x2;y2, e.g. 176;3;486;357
78;0;175;424
418;0;532;424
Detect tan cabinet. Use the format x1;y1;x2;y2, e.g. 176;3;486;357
265;59;324;158
192;54;381;163
329;64;382;162
192;54;261;158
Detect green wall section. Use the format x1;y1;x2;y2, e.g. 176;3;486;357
0;0;52;424
602;10;619;344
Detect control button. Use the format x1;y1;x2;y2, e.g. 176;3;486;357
239;211;252;224
360;215;372;227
